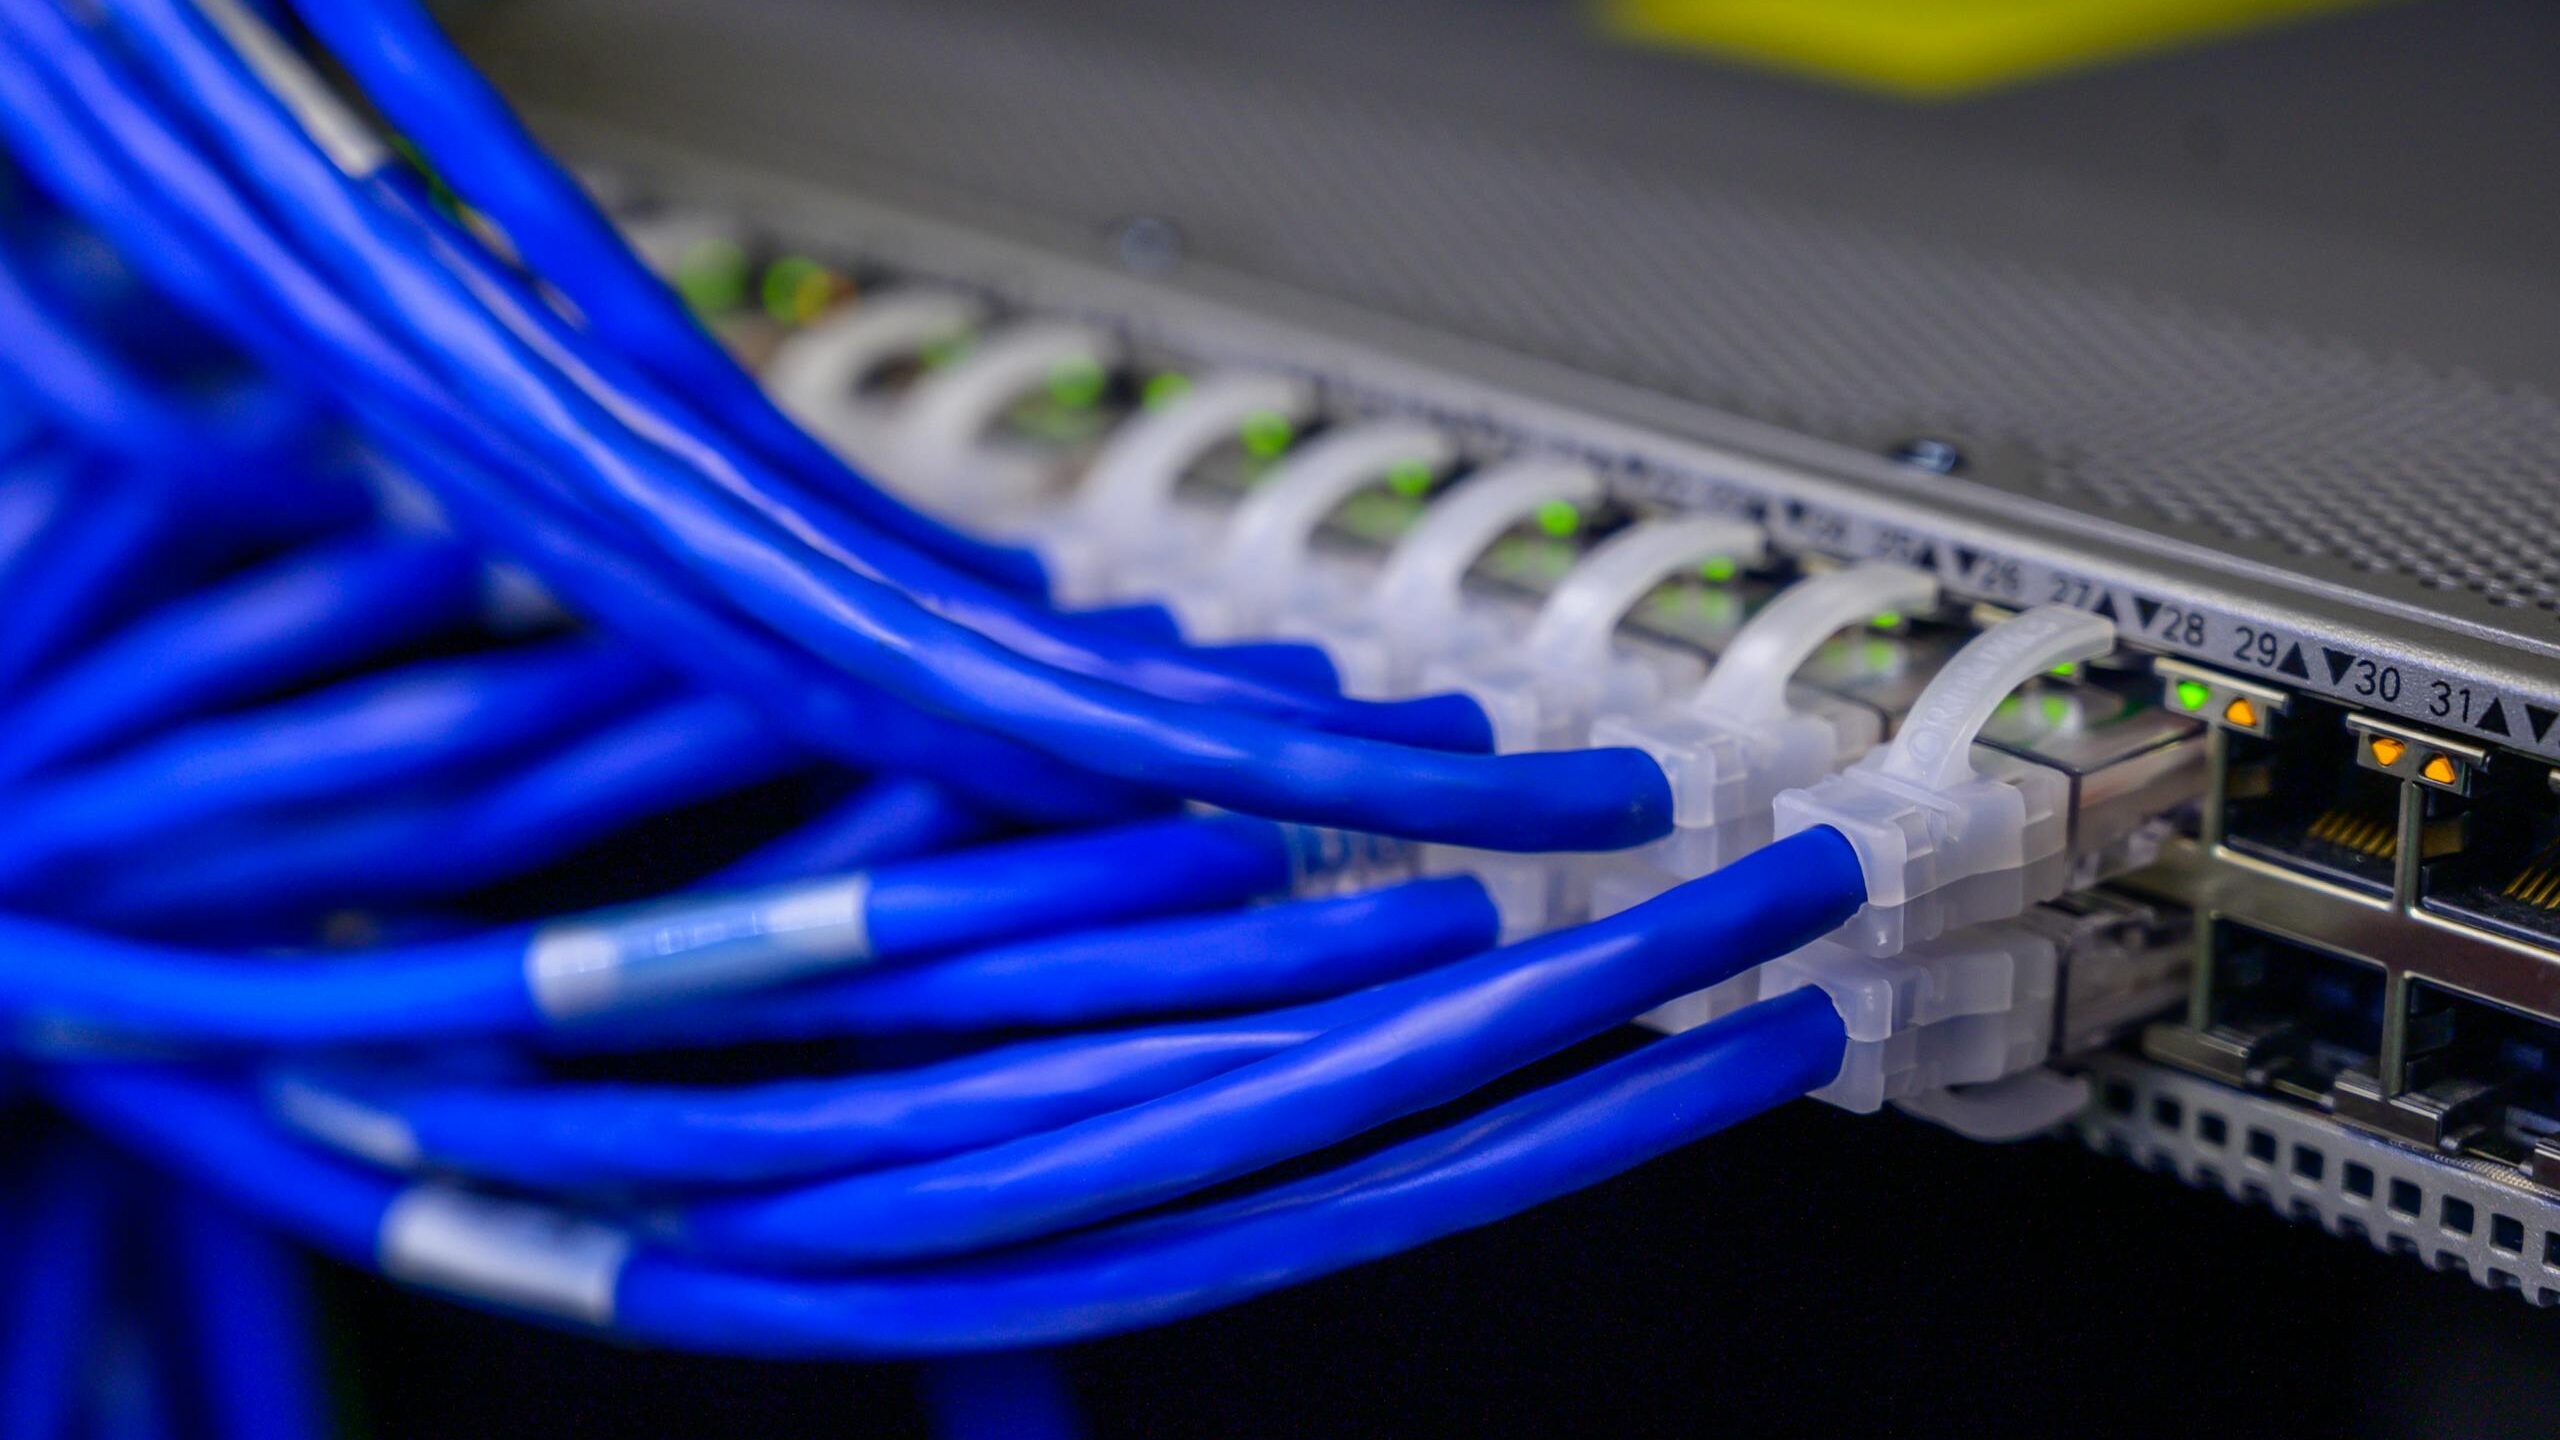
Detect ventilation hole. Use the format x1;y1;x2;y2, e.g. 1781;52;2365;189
2246;1128;2279;1165
2343;1162;2375;1200
2102;1080;2136;1116
2291;1145;2325;1183
2443;1197;2478;1236
2494;1215;2526;1254
2151;1095;2183;1131
2389;1179;2423;1217
2197;1112;2228;1147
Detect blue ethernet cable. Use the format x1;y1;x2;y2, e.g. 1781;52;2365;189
46;987;1845;1357
273;1010;1336;1190
557;875;1502;1047
282;0;1048;594
265;881;1507;1191
0;529;486;782
0;812;1302;1046
0;11;1154;825
64;0;1675;852
710;776;994;887
0;455;178;695
667;828;1863;1268
64;692;805;927
363;164;1481;754
0;232;310;467
165;1193;329;1440
121;0;1484;761
0;640;672;885
0;1142;112;1438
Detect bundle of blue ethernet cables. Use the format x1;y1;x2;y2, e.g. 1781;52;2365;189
0;0;1880;1430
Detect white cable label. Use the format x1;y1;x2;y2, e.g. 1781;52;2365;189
525;874;872;1021
379;1185;630;1326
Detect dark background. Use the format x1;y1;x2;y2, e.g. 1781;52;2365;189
339;1096;2560;1439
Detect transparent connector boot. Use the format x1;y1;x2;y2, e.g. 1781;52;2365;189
1324;457;1601;698
1182;420;1453;640
881;320;1120;525
765;288;986;472
1758;921;2059;1115
1043;372;1315;607
1774;605;2116;956
1585;563;1935;911
1426;514;1767;752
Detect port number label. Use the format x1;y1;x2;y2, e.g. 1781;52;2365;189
2148;603;2208;648
2346;658;2402;704
2428;680;2491;725
2231;624;2283;670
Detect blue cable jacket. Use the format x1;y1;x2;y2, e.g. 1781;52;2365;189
314;1014;1329;1190
55;0;1671;852
165;1192;329;1440
0;1142;112;1438
672;828;1863;1268
575;875;1500;1047
710;776;993;888
857;814;1297;959
0;455;175;697
366;168;1489;756
48;988;1844;1358
0;236;308;466
283;0;1049;593
0;530;486;783
0;9;1150;825
74;692;801;924
0;640;669;883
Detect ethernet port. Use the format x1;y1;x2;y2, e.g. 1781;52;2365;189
2403;983;2560;1171
2421;760;2560;951
2222;696;2401;896
2207;923;2386;1099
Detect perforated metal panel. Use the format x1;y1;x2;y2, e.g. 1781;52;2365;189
469;0;2560;638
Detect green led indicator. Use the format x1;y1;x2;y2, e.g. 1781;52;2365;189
2174;679;2211;711
1699;556;1739;584
1869;611;1904;631
1863;640;1897;668
2041;695;2073;724
759;256;835;325
1239;411;1295;460
1142;372;1193;410
673;237;750;315
1534;500;1582;538
2048;661;2080;680
1047;357;1107;409
1386;460;1437;498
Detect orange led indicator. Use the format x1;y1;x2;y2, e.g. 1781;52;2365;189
2222;697;2258;729
2422;754;2459;786
2368;736;2407;768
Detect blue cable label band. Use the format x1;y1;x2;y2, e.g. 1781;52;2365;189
380;1184;630;1326
525;875;873;1021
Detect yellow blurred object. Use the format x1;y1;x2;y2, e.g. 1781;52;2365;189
1597;0;2390;98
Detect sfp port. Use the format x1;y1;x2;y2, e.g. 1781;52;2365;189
2221;696;2400;897
2420;761;2560;952
2207;923;2386;1101
2400;982;2560;1172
